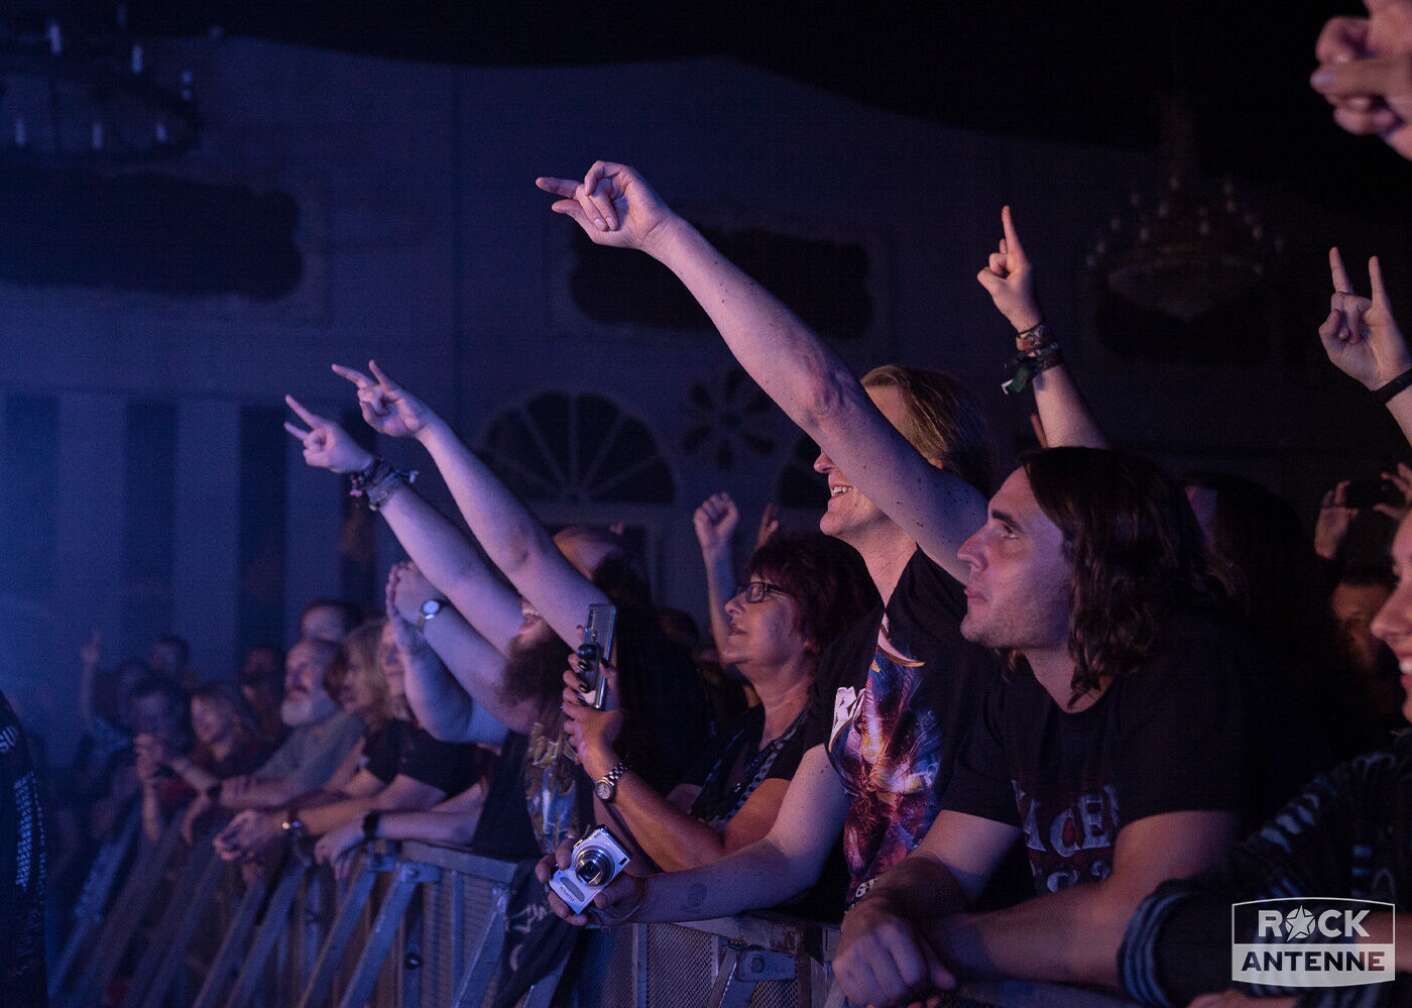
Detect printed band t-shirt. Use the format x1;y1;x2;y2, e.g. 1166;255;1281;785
941;608;1255;895
806;548;1001;901
0;690;46;1005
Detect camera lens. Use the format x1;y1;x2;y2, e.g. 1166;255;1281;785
575;847;614;887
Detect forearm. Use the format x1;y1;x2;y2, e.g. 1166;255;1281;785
632;835;817;923
650;220;856;439
300;795;380;837
374;807;484;848
700;547;736;659
588;762;726;872
379;488;522;650
1031;365;1107;449
854;853;970;921
420;611;536;735
222;776;301;811
1387;387;1412;449
928;883;1132;988
416;422;606;645
169;756;218;793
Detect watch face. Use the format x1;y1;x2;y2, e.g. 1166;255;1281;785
420;599;441;618
594;780;613;802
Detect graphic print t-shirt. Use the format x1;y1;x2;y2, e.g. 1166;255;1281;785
807;549;1001;902
942;609;1252;895
0;691;46;1005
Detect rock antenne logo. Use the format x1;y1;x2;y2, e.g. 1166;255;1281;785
1232;898;1395;988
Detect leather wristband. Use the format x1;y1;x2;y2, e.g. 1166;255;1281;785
1375;367;1412;405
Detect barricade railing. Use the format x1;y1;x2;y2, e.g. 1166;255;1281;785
58;814;1141;1008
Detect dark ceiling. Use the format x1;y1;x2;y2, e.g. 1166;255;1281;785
125;1;1407;217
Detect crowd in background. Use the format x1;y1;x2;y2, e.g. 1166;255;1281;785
9;4;1412;1007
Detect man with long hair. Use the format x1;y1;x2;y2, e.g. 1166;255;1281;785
828;448;1319;1004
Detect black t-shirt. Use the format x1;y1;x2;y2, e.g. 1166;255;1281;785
685;704;809;828
362;720;411;784
364;718;486;797
0;691;45;1005
942;607;1293;896
469;732;541;862
799;548;1002;901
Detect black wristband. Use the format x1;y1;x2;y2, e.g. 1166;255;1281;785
1375;367;1412;405
361;810;382;843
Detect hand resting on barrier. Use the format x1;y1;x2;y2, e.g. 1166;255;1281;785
534;836;645;928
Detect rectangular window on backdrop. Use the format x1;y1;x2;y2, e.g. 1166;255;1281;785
0;394;58;600
122;400;177;657
239;405;287;657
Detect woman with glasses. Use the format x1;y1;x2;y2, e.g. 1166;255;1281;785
559;526;876;875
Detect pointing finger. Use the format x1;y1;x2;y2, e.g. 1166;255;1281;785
367;360;404;393
535;176;580;198
1369;254;1389;308
1001;205;1027;264
284;394;323;427
331;363;372;388
1330;247;1352;294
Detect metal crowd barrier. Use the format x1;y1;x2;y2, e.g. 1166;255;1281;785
54;808;1139;1008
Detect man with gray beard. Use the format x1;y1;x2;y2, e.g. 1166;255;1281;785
210;638;364;861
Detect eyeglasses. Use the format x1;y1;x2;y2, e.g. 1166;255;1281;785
735;581;791;604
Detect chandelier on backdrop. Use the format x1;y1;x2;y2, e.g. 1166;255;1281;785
1085;95;1282;323
0;2;199;166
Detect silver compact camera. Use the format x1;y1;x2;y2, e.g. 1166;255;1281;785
548;825;632;915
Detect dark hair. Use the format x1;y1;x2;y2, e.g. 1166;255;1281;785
1337;564;1397;592
153;634;190;666
299;598;363;638
130;674;194;748
747;532;879;654
591;550;654;611
861;365;994;495
1184;471;1342;695
1023;448;1215;700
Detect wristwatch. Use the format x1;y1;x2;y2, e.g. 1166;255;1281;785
594;761;629;803
416;598;446;631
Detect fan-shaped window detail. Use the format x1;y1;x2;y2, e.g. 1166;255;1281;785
681;367;777;471
480;392;676;505
776;434;828;509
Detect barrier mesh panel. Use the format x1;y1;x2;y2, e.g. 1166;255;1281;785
646;924;717;1008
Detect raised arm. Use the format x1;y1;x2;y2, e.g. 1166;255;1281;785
1319;247;1412;449
692;492;741;660
283;393;523;652
537;162;983;581
975;206;1107;448
386;566;526;739
333;362;607;648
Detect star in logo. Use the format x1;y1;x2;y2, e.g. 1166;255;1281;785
1284;905;1316;940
